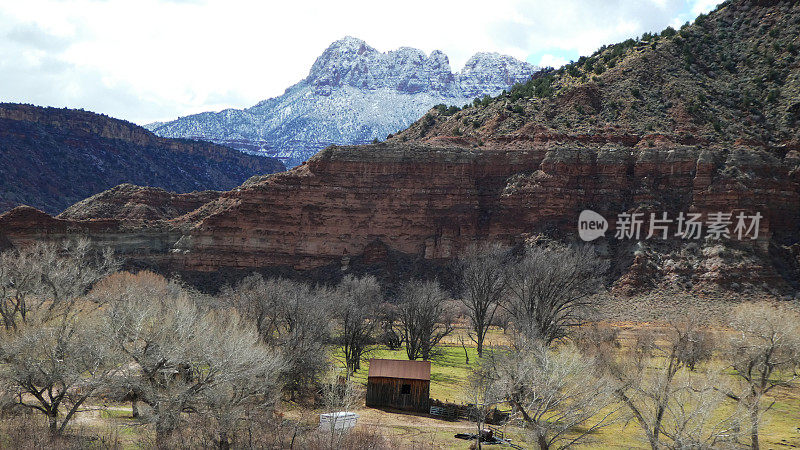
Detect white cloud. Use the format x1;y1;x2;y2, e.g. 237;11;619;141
692;0;723;15
488;0;724;61
538;54;570;68
0;0;722;124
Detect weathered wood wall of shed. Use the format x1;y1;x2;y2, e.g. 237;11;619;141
366;377;430;412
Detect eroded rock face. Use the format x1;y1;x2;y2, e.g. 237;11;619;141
3;1;800;295
2;139;797;294
0;206;186;272
169;145;541;272
58;184;220;222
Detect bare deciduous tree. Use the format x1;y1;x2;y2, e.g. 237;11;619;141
455;243;509;357
658;371;742;450
222;274;331;400
593;322;735;450
723;302;800;450
196;312;285;450
0;247;39;330
101;272;284;447
377;302;403;350
465;359;506;450
397;280;454;361
488;340;616;449
333;275;381;374
0;240;117;330
504;245;606;345
0;240;119;435
489;307;512;335
573;322;620;357
1;313;120;435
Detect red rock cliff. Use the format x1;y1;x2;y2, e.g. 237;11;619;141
1;0;799;294
1;138;797;293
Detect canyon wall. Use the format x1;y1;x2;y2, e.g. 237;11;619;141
2;139;797;293
3;1;799;294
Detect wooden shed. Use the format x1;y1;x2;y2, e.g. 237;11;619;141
366;359;431;413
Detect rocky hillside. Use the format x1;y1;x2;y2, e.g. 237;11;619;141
0;104;284;214
147;37;536;167
1;0;798;296
393;0;799;147
58;184;221;222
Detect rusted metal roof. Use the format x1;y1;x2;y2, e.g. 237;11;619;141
367;359;431;381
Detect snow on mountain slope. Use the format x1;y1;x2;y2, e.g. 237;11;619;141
148;37;537;167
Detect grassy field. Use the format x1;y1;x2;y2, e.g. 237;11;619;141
338;333;497;402
35;322;800;449
331;323;800;449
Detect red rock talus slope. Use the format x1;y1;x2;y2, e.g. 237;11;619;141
0;103;284;215
58;184;220;222
1;0;799;294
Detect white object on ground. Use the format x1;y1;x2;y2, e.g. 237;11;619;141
319;411;359;431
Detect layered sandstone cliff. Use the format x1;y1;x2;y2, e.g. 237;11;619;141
1;137;797;293
1;0;799;295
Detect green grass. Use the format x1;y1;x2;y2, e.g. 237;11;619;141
760;392;800;447
334;339;496;401
99;408;134;420
8;325;796;450
332;324;800;449
333;326;510;402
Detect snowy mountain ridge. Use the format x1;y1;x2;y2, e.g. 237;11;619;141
147;37;537;167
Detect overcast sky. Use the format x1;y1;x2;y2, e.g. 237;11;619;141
0;0;721;125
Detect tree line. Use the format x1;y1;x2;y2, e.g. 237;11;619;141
0;239;798;449
455;244;800;450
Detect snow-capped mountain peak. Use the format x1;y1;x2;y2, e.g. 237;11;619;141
148;37;537;167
